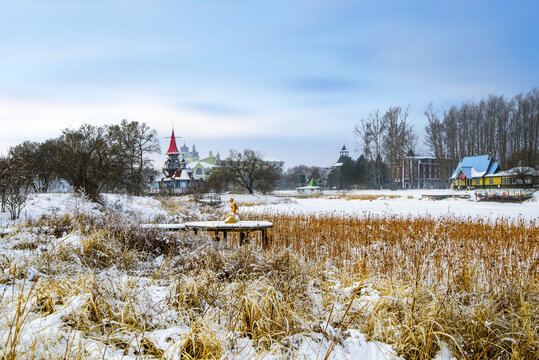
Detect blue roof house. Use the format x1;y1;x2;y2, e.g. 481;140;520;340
450;154;501;189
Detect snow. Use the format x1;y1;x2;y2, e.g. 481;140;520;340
141;223;186;230
0;193;167;227
294;331;398;360
186;160;215;169
184;220;274;228
222;189;538;223
2;188;537;247
0;189;536;359
470;168;486;178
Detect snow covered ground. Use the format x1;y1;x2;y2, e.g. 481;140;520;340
223;189;538;223
2;189;537;229
0;193;167;229
0;190;536;359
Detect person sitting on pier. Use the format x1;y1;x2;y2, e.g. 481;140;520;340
224;198;240;223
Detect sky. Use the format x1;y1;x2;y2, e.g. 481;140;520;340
1;0;538;169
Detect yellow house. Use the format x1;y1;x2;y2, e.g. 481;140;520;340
187;161;216;181
484;166;538;189
450;154;501;189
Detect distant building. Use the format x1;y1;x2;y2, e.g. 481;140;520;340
180;142;199;163
48;178;72;193
35;178;72;193
296;178;321;193
332;145;350;168
484;166;539;189
450;154;501;189
175;142;221;180
151;129;201;194
264;158;285;173
186;150;221;180
451;154;538;189
394;153;451;189
332;145;448;189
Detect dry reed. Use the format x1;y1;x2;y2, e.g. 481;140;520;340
245;212;538;358
2;202;537;359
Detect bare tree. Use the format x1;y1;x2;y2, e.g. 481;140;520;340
108;120;160;195
206;149;279;194
354;119;373;160
0;153;34;219
35;139;62;192
7;141;40;192
354;109;386;187
9;139;61;193
424;104;452;181
509;163;535;188
383;106;416;188
52;124;115;203
434;88;538;171
0;156;8;213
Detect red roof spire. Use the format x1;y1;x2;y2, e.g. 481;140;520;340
166;129;180;155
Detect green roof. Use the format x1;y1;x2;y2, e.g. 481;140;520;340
307;178;319;187
198;155;216;165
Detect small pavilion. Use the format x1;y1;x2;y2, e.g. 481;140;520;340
296;178;321;193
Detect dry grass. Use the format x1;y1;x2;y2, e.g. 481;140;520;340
293;193;402;200
32;276;79;315
236;201;265;207
157;196;191;214
244;212;539;359
177;320;223;359
232;280;302;348
168;246;314;351
1;277;36;360
336;194;401;201
2;200;538;359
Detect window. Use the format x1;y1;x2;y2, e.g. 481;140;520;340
489;178;493;185
196;168;203;175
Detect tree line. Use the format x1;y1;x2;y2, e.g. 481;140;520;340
0;120;159;218
338;88;538;189
424;88;539;179
280;158;391;190
278;88;538;191
1;88;536;217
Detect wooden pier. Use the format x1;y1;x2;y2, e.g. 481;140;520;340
184;221;274;249
140;221;274;249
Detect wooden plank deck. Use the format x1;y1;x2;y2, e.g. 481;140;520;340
139;221;274;249
184;221;274;249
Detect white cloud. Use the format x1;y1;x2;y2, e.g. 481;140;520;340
0;94;316;152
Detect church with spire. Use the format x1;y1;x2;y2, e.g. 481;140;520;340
151;128;220;193
153;129;199;193
332;145;350;168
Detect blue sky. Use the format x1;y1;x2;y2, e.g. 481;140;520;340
1;0;538;168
